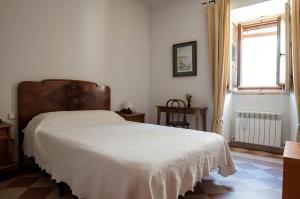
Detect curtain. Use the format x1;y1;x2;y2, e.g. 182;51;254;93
291;0;300;141
207;0;230;134
285;1;292;91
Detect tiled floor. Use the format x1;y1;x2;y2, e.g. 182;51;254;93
230;147;283;159
0;151;283;199
184;152;283;199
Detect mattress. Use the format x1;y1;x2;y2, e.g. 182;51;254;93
23;110;236;199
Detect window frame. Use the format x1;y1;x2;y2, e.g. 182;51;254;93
236;17;285;90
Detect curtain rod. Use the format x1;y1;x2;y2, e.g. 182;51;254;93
202;0;215;5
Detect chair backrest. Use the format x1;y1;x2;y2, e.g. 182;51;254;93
166;99;187;124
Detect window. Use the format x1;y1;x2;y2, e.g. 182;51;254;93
237;17;286;89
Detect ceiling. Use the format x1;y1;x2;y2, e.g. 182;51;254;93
139;0;169;6
140;0;278;7
232;0;286;22
139;0;218;6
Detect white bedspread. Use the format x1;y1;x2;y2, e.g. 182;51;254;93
24;111;236;199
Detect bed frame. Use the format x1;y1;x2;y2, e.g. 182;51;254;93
18;79;111;167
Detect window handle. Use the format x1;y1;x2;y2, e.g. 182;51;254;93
280;53;285;57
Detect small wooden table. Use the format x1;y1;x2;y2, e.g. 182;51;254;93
283;141;300;199
156;106;208;131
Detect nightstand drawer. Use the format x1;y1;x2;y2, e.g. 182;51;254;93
116;112;145;123
125;115;145;123
0;128;9;138
0;122;12;170
0;138;10;168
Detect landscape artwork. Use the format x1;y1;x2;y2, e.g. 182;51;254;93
173;41;197;77
177;46;193;73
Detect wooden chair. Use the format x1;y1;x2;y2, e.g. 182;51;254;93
166;99;190;129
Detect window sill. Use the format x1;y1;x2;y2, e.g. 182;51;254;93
232;89;289;95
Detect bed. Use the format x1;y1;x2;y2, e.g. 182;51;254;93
18;79;236;199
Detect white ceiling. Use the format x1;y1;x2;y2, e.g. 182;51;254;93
140;0;277;7
232;0;286;22
139;0;169;6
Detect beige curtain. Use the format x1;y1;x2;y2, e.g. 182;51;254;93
291;0;300;141
285;1;292;91
207;0;230;133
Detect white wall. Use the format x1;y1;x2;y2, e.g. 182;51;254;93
149;0;213;131
0;0;149;159
290;93;298;141
225;0;295;144
149;0;294;144
148;0;275;134
229;94;291;144
223;93;294;145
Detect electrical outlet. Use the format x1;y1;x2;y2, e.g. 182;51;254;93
8;112;16;120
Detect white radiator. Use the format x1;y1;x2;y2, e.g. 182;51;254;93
234;111;282;147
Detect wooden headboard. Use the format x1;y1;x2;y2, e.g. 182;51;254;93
18;79;110;164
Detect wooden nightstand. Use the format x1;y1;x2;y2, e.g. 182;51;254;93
116;112;145;123
283;141;300;199
0;122;13;173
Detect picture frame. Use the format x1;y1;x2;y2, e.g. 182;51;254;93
173;41;197;77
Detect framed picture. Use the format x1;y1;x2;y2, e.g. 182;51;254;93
173;41;197;77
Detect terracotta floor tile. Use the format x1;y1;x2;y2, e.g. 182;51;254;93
0;187;28;199
31;177;56;188
236;163;259;170
217;181;249;192
263;168;283;178
257;161;283;169
208;192;236;199
184;194;210;199
231;155;250;162
246;169;274;179
262;178;283;189
45;187;77;199
230;191;263;199
0;177;17;188
20;171;43;178
251;151;274;156
199;181;229;194
254;189;282;199
230;147;283;160
7;177;39;188
234;170;254;180
240;178;272;190
19;187;54;199
234;156;282;169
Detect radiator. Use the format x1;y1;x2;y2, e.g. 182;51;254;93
234;111;282;147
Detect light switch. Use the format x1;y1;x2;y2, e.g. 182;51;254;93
8;112;16;120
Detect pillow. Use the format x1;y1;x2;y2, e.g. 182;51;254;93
24;110;126;134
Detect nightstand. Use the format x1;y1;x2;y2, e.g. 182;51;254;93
0;122;13;181
116;112;145;123
283;141;300;199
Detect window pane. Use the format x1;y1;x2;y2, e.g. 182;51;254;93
280;19;286;85
280;20;286;52
241;34;278;87
280;55;286;84
243;26;277;36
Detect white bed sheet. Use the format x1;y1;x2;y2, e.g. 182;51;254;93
23;111;236;199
